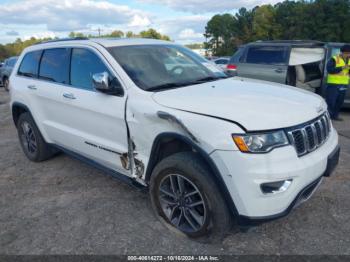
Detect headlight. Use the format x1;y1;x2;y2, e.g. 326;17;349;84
232;130;289;153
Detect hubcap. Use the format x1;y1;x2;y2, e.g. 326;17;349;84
158;174;206;233
20;122;37;154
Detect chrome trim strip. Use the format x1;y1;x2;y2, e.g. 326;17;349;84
288;113;331;157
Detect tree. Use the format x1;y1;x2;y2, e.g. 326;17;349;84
69;32;85;38
204;0;350;56
110;30;124;38
205;14;236;55
185;43;204;49
139;28;170;41
126;31;135;38
252;5;282;40
0;36;54;60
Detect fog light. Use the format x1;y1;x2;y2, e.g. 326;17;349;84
261;179;293;194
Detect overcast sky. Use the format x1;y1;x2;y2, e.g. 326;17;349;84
0;0;281;44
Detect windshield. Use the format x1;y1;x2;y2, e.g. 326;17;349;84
108;44;228;91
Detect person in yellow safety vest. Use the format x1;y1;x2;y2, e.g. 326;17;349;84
326;44;350;121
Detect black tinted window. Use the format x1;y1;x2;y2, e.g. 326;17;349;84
245;46;289;65
71;48;110;90
215;59;228;65
18;52;42;77
39;48;70;84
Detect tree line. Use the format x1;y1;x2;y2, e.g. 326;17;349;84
0;29;170;61
205;0;350;56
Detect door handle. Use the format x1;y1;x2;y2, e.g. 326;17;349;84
27;85;37;90
63;93;76;100
275;68;284;73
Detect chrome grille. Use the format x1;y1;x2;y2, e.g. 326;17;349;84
287;113;332;157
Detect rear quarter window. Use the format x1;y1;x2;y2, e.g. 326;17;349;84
229;47;244;63
39;48;70;84
245;46;289;65
18;51;42;77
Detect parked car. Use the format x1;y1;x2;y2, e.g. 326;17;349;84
226;40;350;108
213;57;230;70
0;56;18;91
10;38;339;241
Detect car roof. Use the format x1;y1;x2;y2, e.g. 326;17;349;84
326;42;349;47
33;37;174;48
246;40;325;48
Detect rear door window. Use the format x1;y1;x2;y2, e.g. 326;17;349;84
39;48;70;84
18;51;42;78
70;48;111;90
245;46;289;65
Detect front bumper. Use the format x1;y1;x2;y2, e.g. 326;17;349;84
210;127;339;220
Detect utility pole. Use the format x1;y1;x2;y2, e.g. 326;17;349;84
97;28;101;37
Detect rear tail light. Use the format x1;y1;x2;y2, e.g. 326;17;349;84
226;64;237;70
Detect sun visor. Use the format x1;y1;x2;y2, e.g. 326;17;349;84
289;48;325;66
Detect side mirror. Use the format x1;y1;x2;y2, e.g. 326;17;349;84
92;72;124;96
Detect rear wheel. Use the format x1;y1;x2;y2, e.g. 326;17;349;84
150;152;232;242
17;113;56;162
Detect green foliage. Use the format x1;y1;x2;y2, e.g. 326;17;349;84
0;37;55;61
185;43;204;49
205;0;350;56
139;28;171;41
0;28;170;61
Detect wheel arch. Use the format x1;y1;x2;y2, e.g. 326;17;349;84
2;74;8;82
145;132;239;217
12;102;31;127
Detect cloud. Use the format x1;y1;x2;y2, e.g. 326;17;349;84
155;15;209;42
128;15;152;27
22;31;57;41
0;0;152;31
178;29;203;40
139;0;282;13
6;30;19;36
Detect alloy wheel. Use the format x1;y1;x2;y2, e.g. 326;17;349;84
20;121;37;155
158;174;207;233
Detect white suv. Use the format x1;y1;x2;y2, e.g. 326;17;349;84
10;38;340;240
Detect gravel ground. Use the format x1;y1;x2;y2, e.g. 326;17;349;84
0;88;349;255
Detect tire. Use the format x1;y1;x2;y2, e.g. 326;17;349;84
3;78;9;91
17;112;56;162
286;66;296;87
150;152;232;242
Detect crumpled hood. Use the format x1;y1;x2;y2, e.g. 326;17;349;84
152;77;327;131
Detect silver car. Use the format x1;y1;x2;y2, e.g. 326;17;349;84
226;41;350;108
0;56;18;91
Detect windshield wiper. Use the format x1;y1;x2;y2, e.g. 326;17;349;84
147;76;229;91
192;76;228;84
147;82;186;91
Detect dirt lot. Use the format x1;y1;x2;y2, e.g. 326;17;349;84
0;88;349;255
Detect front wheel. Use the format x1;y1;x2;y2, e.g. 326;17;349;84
3;78;9;91
150;152;232;242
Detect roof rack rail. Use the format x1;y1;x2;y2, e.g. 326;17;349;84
255;40;324;44
34;37;89;45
